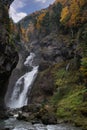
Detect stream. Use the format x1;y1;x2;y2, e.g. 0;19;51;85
2;52;81;130
0;117;81;130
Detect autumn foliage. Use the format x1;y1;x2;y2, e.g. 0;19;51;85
19;0;87;42
36;12;46;29
60;0;87;27
35;0;87;30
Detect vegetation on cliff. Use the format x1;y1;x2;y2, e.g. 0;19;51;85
18;0;87;129
0;0;87;129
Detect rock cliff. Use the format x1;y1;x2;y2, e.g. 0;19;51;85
0;0;86;128
18;0;87;128
0;0;18;107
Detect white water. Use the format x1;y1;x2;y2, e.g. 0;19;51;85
0;118;81;130
5;53;38;109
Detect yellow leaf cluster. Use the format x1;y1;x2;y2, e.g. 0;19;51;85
36;12;46;29
60;0;87;26
20;28;29;42
60;6;69;23
69;0;80;25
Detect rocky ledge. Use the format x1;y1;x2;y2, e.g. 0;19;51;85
3;104;57;125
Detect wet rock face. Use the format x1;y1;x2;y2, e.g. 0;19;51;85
27;33;76;104
1;0;13;7
0;45;18;104
0;0;18;107
28;33;75;67
17;104;57;125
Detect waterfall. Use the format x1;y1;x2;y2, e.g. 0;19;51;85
5;53;38;109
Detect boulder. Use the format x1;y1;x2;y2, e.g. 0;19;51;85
17;104;57;124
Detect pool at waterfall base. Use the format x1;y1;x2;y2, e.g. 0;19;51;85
0;117;81;130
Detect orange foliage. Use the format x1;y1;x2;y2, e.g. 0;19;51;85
69;0;80;26
20;27;29;42
36;12;46;29
60;6;70;24
60;0;87;27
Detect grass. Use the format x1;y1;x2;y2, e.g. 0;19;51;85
47;63;87;129
56;86;85;116
32;60;87;129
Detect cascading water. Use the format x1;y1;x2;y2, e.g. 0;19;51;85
3;53;81;130
5;53;38;109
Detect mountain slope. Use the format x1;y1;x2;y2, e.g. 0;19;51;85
17;0;87;128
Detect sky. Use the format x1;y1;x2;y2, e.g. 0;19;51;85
9;0;55;23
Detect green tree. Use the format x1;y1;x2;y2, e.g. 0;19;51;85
80;57;87;85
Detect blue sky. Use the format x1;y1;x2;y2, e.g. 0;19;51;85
9;0;55;23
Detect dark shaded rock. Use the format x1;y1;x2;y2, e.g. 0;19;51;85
39;61;51;71
1;0;13;7
55;57;63;63
0;128;10;130
0;0;18;107
17;104;57;124
0;109;9;119
80;107;87;117
41;114;57;125
22;104;42;112
83;92;87;102
17;112;30;121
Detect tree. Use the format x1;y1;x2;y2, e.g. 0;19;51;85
51;2;62;27
80;57;87;85
60;6;70;24
36;12;46;30
60;0;87;27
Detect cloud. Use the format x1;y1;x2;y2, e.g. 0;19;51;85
9;6;27;23
9;0;55;22
35;0;47;3
11;0;26;10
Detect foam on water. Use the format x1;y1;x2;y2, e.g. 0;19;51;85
5;53;38;108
